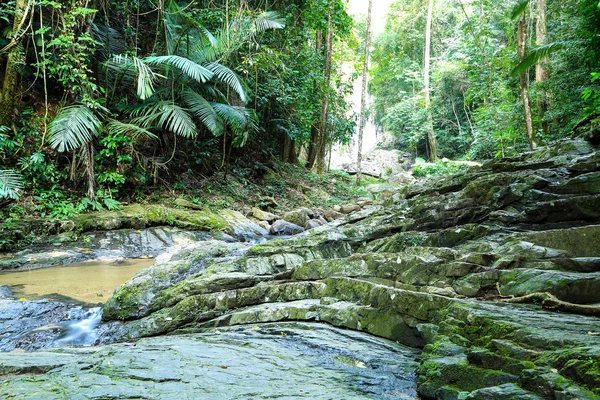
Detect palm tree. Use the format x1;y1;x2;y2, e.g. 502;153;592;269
48;6;283;197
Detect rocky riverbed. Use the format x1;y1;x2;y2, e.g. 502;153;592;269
1;138;600;399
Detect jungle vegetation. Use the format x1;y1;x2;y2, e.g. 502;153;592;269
0;0;598;215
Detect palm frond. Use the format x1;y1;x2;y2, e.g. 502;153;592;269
145;55;214;83
106;120;158;140
107;55;164;100
91;22;126;60
48;105;102;152
131;101;197;138
510;0;530;20
511;41;579;75
198;26;218;48
0;170;23;200
211;103;258;147
181;89;225;136
205;62;247;103
254;11;286;32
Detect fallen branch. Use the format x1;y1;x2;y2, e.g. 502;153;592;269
496;292;600;316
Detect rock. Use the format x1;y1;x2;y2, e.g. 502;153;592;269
7;138;600;399
250;207;280;223
389;172;416;186
102;240;249;320
340;204;361;214
305;219;324;230
341;149;412;178
174;198;203;210
356;197;373;207
314;208;344;222
218;210;269;239
0;324;420;399
282;208;313;227
256;220;270;232
332;205;342;212
270;220;305;235
0;227;213;270
366;184;400;197
465;384;543;400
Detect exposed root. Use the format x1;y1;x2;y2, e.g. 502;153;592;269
496;292;600;316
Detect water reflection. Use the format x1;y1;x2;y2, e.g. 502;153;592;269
0;259;154;305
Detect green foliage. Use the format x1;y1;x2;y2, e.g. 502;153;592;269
40;1;102;102
582;72;600;115
369;0;600;161
0;170;22;199
48;105;103;152
412;162;470;178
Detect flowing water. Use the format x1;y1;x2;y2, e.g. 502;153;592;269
0;258;154;305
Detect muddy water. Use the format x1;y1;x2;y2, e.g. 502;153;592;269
0;259;154;305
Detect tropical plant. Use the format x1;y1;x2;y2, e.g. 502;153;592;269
0;169;22;199
46;4;284;197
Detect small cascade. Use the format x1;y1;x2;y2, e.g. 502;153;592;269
55;307;103;346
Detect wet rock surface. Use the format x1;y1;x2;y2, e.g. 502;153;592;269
3;139;600;399
0;227;213;270
0;323;419;400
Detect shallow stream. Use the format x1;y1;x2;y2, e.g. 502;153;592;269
0;258;154;305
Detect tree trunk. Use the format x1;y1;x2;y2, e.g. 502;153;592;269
314;17;334;174
0;0;29;127
535;0;550;136
424;0;438;161
356;0;373;184
518;12;537;149
288;139;299;164
306;30;323;170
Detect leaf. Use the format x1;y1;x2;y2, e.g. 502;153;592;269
106;120;158;140
146;55;214;83
48;105;102;152
211;103;259;147
510;0;530;20
204;62;247;103
0;170;23;200
254;11;286;32
107;55;164;100
103;198;122;211
181;89;225;136
131;102;197;138
511;41;573;75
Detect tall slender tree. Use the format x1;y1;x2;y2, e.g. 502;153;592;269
306;30;323;170
517;9;537;149
0;0;31;128
356;0;373;183
535;0;550;136
314;7;334;174
424;0;438;161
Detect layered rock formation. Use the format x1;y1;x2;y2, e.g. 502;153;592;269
3;139;600;399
